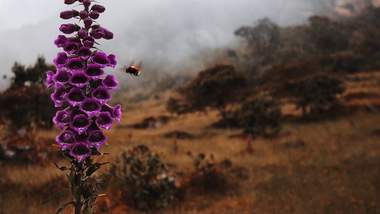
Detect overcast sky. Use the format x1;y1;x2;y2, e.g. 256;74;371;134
0;0;328;89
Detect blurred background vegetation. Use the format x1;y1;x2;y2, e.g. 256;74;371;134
1;1;380;214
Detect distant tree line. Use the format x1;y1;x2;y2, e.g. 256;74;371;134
165;5;380;137
0;57;55;134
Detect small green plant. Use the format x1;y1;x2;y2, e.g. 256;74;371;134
109;145;178;211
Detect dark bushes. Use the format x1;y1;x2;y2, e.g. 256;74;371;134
0;85;55;131
184;153;236;195
166;97;191;115
107;146;250;212
237;97;282;136
109;145;178;211
169;65;247;120
0;57;55;132
288;75;345;116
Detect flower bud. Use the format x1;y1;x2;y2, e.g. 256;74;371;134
83;0;91;8
90;28;105;39
108;54;117;67
103;29;114;40
83;36;95;48
63;41;80;54
60;10;79;19
64;0;77;5
45;71;55;88
59;24;80;34
89;11;100;19
54;35;67;48
78;28;88;38
79;10;88;19
91;4;105;13
84;18;93;29
77;47;92;58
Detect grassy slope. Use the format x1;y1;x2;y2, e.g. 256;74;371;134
1;71;380;214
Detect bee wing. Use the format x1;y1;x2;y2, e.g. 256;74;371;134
119;65;128;71
120;65;127;72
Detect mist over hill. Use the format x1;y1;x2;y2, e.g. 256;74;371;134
0;0;338;90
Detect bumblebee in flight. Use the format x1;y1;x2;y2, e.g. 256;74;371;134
123;61;142;76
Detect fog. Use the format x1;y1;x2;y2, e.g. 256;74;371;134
0;0;336;89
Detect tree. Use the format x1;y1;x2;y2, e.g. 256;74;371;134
288;75;345;116
237;97;282;137
180;65;247;120
0;57;55;133
11;56;54;88
307;16;350;54
235;18;280;56
235;18;280;67
0;85;54;132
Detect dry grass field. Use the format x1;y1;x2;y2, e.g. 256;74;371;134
1;70;380;214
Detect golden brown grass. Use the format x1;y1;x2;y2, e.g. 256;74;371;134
1;71;380;214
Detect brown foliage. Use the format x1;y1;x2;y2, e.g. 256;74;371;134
179;64;247;118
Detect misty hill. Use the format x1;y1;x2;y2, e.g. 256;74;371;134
0;0;328;90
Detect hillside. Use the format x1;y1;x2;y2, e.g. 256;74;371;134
1;68;380;214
